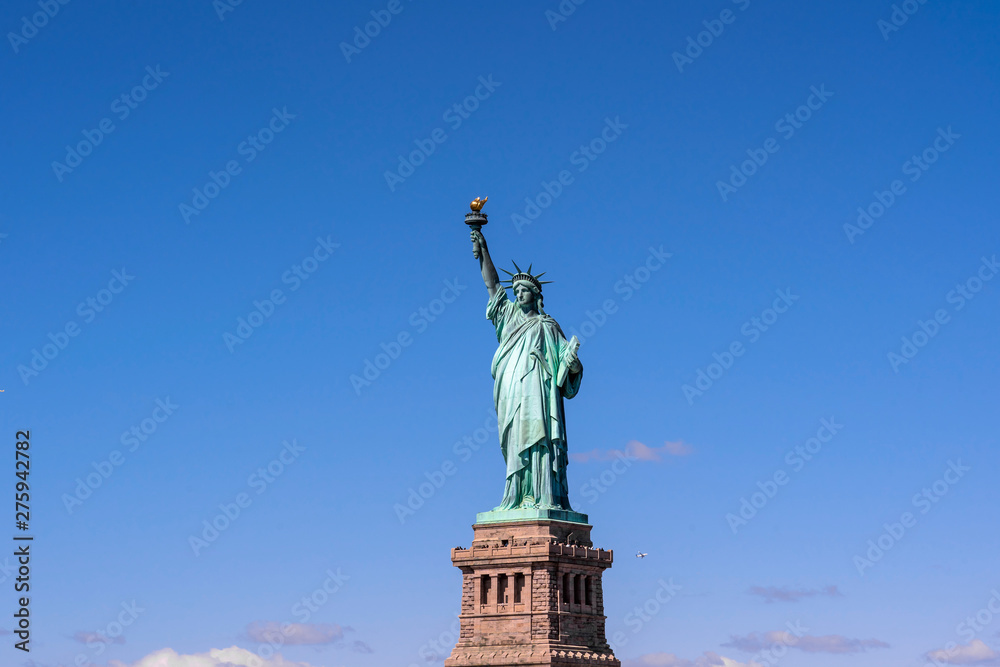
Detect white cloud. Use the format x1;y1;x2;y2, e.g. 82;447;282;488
624;651;762;667
105;646;318;667
926;639;1000;665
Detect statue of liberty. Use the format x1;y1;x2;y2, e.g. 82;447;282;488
469;225;583;515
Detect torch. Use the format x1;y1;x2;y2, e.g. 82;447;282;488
466;197;488;259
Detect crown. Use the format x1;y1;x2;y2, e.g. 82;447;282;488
500;261;552;293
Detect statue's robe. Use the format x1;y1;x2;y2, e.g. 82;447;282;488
487;287;582;510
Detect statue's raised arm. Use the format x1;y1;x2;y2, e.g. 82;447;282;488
471;229;500;298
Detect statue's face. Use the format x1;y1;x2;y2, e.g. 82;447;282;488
514;283;536;306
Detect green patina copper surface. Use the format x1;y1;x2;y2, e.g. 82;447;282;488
469;221;584;523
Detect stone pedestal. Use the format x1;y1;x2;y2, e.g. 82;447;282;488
445;518;620;667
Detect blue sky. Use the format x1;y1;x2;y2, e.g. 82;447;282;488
2;1;999;666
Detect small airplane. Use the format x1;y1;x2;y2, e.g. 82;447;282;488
636;552;648;559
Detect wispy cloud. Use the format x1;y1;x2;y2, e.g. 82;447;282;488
724;631;888;654
571;439;692;463
926;639;1000;665
246;621;344;645
747;585;843;603
351;640;374;653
